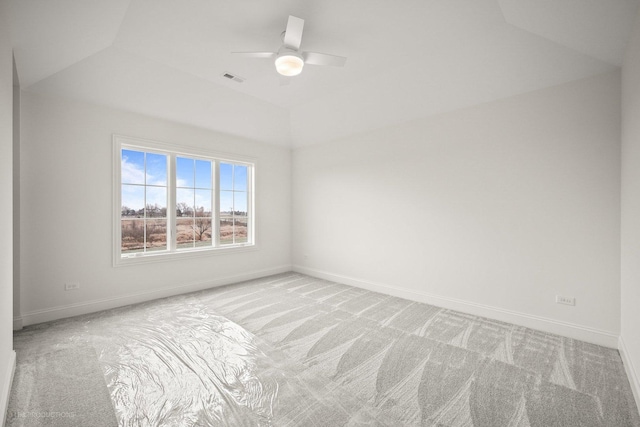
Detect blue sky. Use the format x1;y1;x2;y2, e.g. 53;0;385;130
121;149;248;215
121;150;167;211
177;157;212;189
121;150;166;186
220;163;248;215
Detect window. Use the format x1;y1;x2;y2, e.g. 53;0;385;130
114;135;254;265
219;163;249;245
120;149;169;254
175;156;213;249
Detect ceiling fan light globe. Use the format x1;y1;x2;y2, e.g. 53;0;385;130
275;54;304;76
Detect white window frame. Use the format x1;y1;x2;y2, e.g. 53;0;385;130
113;135;256;266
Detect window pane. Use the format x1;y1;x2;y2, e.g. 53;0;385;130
220;218;234;245
121;219;145;253
121;150;145;185
234;218;248;244
195;189;212;216
220;191;233;216
177;157;194;188
220;163;233;190
121;185;144;218
234;192;248;216
234;165;247;191
146;153;167;186
177;218;195;249
146;186;167;218
195;160;212;189
194;217;212;245
146;219;167;252
176;188;194;217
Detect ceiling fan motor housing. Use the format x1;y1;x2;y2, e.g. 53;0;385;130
275;48;304;76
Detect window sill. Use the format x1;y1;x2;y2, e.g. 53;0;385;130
114;244;258;267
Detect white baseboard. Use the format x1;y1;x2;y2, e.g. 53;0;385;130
1;350;16;427
12;317;22;331
619;335;640;411
19;265;292;327
293;265;620;348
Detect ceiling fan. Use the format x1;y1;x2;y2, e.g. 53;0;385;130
232;15;347;77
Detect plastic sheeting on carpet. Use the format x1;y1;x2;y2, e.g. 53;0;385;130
66;293;390;426
91;299;280;426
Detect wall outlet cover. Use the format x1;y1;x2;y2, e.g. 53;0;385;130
556;295;575;306
64;282;80;291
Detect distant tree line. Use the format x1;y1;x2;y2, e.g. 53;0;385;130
121;204;167;218
122;203;247;218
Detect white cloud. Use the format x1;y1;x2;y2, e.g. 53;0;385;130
121;185;144;210
121;155;167;186
121;156;145;184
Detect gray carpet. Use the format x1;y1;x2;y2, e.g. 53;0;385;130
7;272;640;426
6;344;117;427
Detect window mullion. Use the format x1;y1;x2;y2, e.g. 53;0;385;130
143;153;148;254
232;165;236;244
214;160;220;248
248;165;253;245
168;153;177;253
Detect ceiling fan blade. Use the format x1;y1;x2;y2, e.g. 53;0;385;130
283;16;304;50
303;51;347;67
232;52;276;59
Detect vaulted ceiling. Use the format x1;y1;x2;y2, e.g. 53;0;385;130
5;0;639;147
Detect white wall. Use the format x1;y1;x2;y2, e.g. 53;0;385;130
293;71;622;346
0;5;15;425
12;68;19;331
17;91;291;326
621;6;640;408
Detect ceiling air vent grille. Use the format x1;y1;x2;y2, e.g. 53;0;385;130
222;72;245;83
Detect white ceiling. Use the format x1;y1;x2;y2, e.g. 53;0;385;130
6;0;639;147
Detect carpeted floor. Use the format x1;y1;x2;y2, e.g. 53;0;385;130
6;272;640;426
7;345;117;427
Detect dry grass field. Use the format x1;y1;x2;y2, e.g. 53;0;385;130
121;217;247;253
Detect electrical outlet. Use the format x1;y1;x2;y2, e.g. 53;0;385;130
64;282;80;291
556;295;575;306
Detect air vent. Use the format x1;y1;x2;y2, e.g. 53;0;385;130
222;72;245;83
